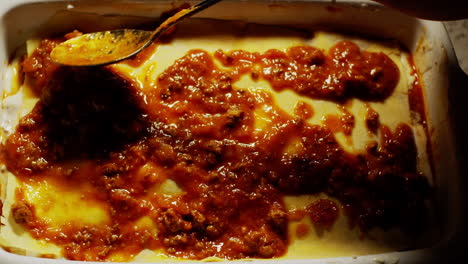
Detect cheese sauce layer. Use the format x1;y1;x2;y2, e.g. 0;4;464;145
0;20;433;262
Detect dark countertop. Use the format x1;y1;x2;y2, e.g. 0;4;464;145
444;20;468;74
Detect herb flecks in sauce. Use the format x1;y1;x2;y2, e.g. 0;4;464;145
3;37;430;261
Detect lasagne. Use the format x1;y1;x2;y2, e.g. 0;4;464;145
0;18;435;261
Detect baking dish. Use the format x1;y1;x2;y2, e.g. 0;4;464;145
0;0;466;263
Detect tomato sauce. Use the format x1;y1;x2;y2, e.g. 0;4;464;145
2;36;430;261
215;41;400;102
365;104;380;134
307;199;339;235
323;107;355;136
294;101;314;120
22;38;63;96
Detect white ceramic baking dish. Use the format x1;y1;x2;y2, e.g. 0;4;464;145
0;0;467;263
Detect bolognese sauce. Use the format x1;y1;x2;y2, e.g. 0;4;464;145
2;35;430;261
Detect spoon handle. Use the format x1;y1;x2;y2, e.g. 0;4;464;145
149;0;223;43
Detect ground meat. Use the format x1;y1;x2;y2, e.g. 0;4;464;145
243;230;274;257
307;199;340;232
268;205;288;234
366;105;380;133
205;224;221;238
163;233;189;247
158;208;192;233
11;202;33;225
150;140;177;166
190;210;206;229
225;106;245;129
22;39;62;96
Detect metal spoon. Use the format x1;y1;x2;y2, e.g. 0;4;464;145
50;0;222;67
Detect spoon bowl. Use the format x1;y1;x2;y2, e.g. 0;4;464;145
51;0;221;66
